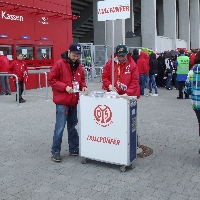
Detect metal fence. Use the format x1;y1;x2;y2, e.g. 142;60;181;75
79;43;108;82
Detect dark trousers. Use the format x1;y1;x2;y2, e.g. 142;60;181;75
15;81;24;101
178;81;189;98
194;110;200;136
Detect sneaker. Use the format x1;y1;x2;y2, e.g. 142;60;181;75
151;94;158;97
51;152;61;162
149;93;153;96
177;97;183;99
69;150;79;156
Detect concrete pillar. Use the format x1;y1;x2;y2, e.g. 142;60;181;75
178;0;190;50
106;19;126;56
157;0;164;36
125;0;134;34
93;0;105;45
141;0;157;51
163;0;176;50
190;0;200;49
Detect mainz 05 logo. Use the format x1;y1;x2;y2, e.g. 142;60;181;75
94;105;113;127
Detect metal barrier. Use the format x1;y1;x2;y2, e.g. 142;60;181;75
79;43;108;81
28;70;49;100
0;73;20;107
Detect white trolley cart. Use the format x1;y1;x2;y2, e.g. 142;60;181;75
79;92;137;172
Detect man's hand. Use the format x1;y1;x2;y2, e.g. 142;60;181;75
66;86;73;94
108;84;118;92
82;87;89;93
23;71;27;75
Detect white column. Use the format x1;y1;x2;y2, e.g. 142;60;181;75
190;0;200;49
163;0;176;50
141;0;157;51
179;0;190;50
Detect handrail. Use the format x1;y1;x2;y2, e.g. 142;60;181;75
0;73;20;107
28;70;49;100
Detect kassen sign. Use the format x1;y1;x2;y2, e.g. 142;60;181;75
97;0;130;21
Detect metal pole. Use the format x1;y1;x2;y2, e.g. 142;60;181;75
38;73;41;89
112;20;115;92
23;83;26;95
15;76;20;107
44;72;49;101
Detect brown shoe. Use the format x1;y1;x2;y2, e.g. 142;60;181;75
19;99;26;103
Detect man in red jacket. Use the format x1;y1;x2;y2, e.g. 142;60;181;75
102;45;140;98
0;51;11;95
48;43;89;162
137;52;149;95
8;53;28;103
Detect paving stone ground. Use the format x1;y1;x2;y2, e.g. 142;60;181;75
0;77;200;200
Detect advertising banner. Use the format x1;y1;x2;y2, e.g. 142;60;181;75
97;0;130;21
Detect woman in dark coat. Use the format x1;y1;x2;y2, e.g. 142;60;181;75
156;54;165;87
132;49;140;64
149;53;158;96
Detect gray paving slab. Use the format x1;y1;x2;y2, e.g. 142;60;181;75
0;77;200;200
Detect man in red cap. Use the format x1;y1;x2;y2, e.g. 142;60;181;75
48;43;89;162
102;44;140;98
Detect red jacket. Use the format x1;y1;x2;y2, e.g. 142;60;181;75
137;52;149;74
102;54;140;98
0;55;9;72
8;60;28;81
190;53;196;69
48;57;87;106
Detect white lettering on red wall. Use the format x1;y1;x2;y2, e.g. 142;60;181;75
98;6;130;15
2;11;23;22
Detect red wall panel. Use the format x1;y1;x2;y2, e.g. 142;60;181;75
0;0;73;90
0;0;73;61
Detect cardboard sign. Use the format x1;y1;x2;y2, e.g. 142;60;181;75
97;0;130;21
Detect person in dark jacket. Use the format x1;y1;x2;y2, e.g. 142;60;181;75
48;43;89;162
132;49;140;64
148;53;158;96
156;54;165;87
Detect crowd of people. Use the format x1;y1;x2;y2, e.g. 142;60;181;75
131;48;198;99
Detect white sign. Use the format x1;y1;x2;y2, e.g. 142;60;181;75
2;11;23;22
7;55;13;60
97;0;130;21
41;49;46;53
22;49;27;54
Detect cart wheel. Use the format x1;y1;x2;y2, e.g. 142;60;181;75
81;158;87;164
120;166;126;172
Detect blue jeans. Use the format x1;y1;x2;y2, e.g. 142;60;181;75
52;104;79;153
1;76;11;94
149;75;158;94
139;74;146;95
166;74;172;89
145;71;149;88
